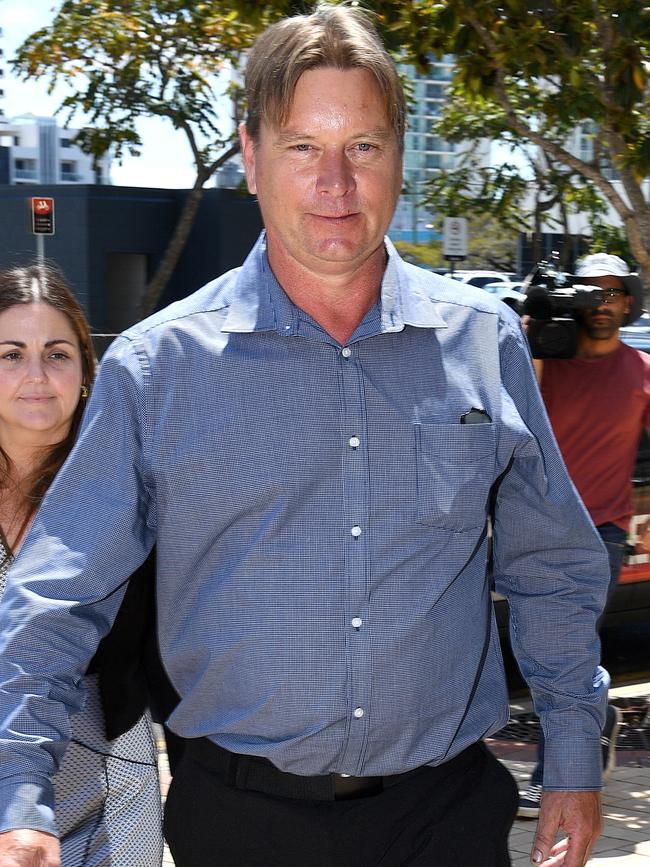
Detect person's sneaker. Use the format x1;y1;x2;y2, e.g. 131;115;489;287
602;703;622;782
517;783;543;819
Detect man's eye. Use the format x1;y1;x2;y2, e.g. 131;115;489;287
355;143;374;152
1;352;21;362
294;144;311;152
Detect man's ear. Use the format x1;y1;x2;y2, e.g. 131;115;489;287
239;122;257;195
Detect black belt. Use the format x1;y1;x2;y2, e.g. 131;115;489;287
185;737;482;802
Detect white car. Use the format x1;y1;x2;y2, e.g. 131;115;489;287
481;280;526;311
621;312;650;351
446;269;514;288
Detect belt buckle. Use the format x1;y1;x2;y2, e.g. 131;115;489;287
332;773;383;800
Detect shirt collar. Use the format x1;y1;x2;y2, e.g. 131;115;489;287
381;237;447;332
222;232;447;335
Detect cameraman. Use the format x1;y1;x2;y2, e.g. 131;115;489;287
519;252;650;819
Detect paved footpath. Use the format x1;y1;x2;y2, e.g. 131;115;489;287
159;680;650;866
490;680;650;867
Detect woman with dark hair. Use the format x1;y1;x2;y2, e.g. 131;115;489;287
0;264;163;866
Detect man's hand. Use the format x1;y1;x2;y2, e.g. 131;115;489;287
0;830;60;866
521;315;544;383
530;791;602;866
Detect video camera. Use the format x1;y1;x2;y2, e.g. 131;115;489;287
523;254;607;359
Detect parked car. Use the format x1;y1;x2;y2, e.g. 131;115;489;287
620;313;650;352
607;331;650;626
446;269;515;288
480;280;527;312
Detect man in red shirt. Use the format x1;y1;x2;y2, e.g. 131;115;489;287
519;253;650;819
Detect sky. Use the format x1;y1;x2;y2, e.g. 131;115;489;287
0;0;512;193
0;0;229;188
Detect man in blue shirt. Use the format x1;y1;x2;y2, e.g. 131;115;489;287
0;6;609;867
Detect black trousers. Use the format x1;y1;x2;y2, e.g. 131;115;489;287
164;740;518;866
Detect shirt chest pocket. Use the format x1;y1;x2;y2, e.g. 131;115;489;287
415;422;497;531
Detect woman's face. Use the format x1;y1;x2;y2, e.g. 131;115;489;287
0;302;83;445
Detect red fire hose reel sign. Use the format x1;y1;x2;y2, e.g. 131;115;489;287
31;197;55;235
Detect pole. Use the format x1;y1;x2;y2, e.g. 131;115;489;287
36;233;45;266
411;196;418;245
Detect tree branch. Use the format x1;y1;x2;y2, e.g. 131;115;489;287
464;11;634;225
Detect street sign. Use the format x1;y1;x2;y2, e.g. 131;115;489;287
31;197;55;235
443;217;467;259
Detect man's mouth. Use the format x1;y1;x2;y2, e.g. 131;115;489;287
310;212;359;222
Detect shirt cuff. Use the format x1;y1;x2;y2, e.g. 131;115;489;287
0;779;57;836
542;737;602;790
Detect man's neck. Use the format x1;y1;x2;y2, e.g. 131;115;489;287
576;332;621;359
267;243;387;346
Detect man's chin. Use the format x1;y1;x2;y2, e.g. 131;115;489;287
583;326;618;340
307;236;386;267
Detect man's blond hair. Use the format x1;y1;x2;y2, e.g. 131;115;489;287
244;4;406;151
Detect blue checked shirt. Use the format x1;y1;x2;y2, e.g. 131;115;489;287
0;234;609;835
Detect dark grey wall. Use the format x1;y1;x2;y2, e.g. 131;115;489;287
0;148;9;185
0;184;263;333
0;185;92;310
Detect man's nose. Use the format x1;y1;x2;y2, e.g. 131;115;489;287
316;150;356;197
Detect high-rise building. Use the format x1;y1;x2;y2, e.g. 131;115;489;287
390;56;491;243
0;114;111;185
0;27;9;183
0;27;110;185
0;26;7;115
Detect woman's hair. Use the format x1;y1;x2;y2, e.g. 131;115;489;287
0;263;96;514
244;3;406;152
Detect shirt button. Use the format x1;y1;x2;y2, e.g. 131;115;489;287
353;707;364;719
351;617;363;628
341;347;352;358
348;436;360;449
351;525;362;537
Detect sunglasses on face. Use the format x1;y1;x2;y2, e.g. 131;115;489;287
598;288;628;303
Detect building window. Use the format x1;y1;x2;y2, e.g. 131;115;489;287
13;136;19;146
60;160;78;181
60;138;71;148
13;158;38;181
426;82;446;99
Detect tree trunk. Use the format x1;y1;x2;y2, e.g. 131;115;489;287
532;196;543;267
558;196;571;272
604;130;650;287
137;181;206;320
